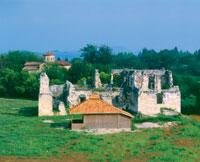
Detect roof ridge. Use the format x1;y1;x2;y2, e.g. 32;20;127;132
70;94;133;118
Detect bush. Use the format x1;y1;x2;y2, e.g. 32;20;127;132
0;69;39;99
100;72;110;84
42;63;68;84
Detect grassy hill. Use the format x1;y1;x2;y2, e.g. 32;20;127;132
0;98;200;162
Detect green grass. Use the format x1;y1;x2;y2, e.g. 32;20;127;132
133;114;183;124
0;98;200;162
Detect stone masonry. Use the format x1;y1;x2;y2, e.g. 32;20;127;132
38;71;120;116
116;69;181;115
38;69;180;117
38;73;53;116
38;73;67;116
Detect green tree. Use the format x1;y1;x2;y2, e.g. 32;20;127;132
1;51;42;71
100;72;110;84
42;63;68;85
68;60;94;84
97;45;113;64
81;44;98;64
195;82;200;114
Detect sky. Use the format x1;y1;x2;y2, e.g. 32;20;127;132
0;0;200;53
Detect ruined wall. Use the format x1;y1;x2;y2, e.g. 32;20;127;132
137;87;181;115
100;91;120;105
137;92;161;115
38;73;53;116
162;87;181;112
38;73;67;116
119;69;181;115
67;82;92;107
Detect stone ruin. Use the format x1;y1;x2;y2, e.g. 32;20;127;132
38;68;181;116
38;71;119;116
112;69;181;115
38;73;67;116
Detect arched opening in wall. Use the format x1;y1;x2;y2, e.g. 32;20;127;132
148;76;155;90
157;93;163;104
79;94;86;103
161;71;170;89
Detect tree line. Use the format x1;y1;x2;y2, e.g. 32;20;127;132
0;45;200;114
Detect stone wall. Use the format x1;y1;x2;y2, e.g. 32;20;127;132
38;73;67;116
38;73;53;116
137;88;181;115
118;69;181;115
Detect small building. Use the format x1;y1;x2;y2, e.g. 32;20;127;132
70;94;133;130
43;52;55;62
57;60;71;70
23;52;71;73
23;62;43;73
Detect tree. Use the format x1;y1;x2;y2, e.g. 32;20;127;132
68;60;94;84
42;63;68;85
1;51;42;71
97;45;113;64
81;44;98;64
0;68;18;97
100;72;110;84
195;82;200;114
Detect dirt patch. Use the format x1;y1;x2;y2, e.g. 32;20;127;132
191;115;200;122
0;154;89;162
135;122;176;129
163;127;173;137
174;138;195;147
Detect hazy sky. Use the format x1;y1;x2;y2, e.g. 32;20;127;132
0;0;199;53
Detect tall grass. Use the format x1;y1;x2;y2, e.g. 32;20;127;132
0;98;200;161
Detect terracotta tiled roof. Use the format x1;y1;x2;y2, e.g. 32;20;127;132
57;60;71;66
70;94;133;118
43;52;55;56
24;62;42;66
23;66;39;71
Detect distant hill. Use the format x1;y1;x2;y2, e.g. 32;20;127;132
52;50;81;60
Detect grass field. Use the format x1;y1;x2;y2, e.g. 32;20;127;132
0;98;200;162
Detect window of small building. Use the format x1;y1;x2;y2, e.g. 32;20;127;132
157;93;163;104
148;76;155;90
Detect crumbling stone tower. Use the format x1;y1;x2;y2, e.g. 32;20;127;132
38;73;53;116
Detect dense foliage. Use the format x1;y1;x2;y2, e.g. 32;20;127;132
0;46;200;114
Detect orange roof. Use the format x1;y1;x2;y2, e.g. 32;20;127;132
43;52;55;56
70;94;133;118
24;62;42;66
57;60;71;66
